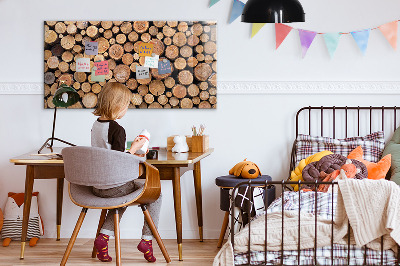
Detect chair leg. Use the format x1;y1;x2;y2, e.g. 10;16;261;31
141;205;171;263
217;211;230;248
92;209;108;258
114;209;121;266
60;208;88;266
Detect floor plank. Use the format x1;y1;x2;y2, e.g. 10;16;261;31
0;239;221;265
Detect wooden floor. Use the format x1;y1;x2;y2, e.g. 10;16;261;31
0;239;221;265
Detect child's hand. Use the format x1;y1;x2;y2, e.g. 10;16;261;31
134;148;149;157
129;137;147;155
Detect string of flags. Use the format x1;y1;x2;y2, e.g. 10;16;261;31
210;0;399;58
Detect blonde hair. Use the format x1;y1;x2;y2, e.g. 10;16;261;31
93;82;131;120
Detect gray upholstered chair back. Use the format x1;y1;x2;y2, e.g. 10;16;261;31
62;146;145;188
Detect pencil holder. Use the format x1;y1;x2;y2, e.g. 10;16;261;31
191;135;209;152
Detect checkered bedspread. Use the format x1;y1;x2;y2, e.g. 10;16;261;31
234;191;398;265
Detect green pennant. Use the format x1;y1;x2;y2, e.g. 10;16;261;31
209;0;220;7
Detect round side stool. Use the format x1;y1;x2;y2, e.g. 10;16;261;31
215;175;275;248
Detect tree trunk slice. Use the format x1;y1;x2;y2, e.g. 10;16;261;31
92;83;102;94
46;21;57;26
82;92;98;108
96;37;110;53
45;30;58;44
199;101;211;109
205;54;214;64
59;61;69;72
204;42;216;54
44;64;48;72
199;82;209;91
54;70;62;78
112;26;120;34
173;32;187;47
138;56;146;66
104;30;113;39
55;22;67;34
138;85;149;96
131;93;143;105
82;36;93;46
167;21;178;27
194;63;212;81
107;59;117;70
200;33;209;43
44;84;51;96
164;77;175;88
61;35;75;50
133;21;149;33
76;21;88;30
105;69;113;80
192;97;200;105
164;37;172;46
156;32;164;40
80;30;86;36
209;87;217;96
137;77;151;85
180;98;193;109
74;33;83;42
153;21;166;27
169;97;179;107
109;38;116;45
187;57;198;68
139;102;148;109
109;44;124;60
70;62;76;71
47;56;59;69
44;50;52;60
81;82;91;92
150;39;165;55
144;94;154;104
209;95;217;104
149;26;158;36
162;26;176;37
74;72;87;83
46;96;55;108
94;54;105;62
113;21;123;26
196;54;205;62
58;73;73;86
178;70;193;85
51;44;64;57
126;78;138;90
73;82;81;90
101;21;113;29
166;91;172;97
211;26;217;42
172;85;187;98
204;25;211;32
113;64;131;83
209;73;217;86
188;84;199;97
133;41;142;53
116;33;127;44
128;31;139;42
199;91;209;101
149;80;165;96
180;46;192;58
130;62;140;72
164;103;172;109
191;23;203;36
158;94;168;105
50;84;58;95
122;53;134;65
174;58;186;70
178;22;188;32
72;45;83;53
187;35;200;46
195;45;204;54
133;53;140;60
165;45;179;60
86;25;99;38
120;22;133;34
124;42;134;52
141;33;151;43
89;21;100;26
44;72;55;85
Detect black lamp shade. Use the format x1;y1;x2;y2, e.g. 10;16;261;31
53;84;80;108
241;0;305;23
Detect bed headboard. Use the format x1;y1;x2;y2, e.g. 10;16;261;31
290;106;400;178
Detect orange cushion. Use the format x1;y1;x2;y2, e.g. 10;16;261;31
347;146;391;180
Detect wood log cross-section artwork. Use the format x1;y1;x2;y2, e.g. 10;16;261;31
44;21;217;109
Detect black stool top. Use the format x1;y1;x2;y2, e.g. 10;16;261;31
215;175;272;188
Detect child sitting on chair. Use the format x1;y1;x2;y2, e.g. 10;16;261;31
91;81;162;263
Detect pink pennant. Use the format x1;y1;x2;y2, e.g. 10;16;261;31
298;29;317;58
275;24;293;49
378;21;398;50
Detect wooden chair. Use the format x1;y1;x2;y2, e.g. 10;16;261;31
60;146;171;265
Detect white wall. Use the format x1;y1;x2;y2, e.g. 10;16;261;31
1;0;400;240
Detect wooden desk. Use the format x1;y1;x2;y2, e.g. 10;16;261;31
10;147;213;261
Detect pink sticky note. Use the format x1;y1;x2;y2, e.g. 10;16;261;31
94;61;109;75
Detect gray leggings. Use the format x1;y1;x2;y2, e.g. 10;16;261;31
92;180;162;240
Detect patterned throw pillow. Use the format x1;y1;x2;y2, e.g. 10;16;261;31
294;131;385;167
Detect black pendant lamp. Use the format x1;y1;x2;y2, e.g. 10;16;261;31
242;0;305;23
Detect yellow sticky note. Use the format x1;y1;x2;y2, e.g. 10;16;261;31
138;42;154;57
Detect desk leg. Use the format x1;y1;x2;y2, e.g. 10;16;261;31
56;178;64;241
172;167;183;261
193;161;203;242
20;165;34;259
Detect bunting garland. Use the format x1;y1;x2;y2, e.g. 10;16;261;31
323;33;341;58
378;21;397;50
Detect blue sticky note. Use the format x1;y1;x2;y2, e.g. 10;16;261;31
158;60;171;75
85;41;98;55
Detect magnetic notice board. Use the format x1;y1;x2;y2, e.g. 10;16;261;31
44;21;217;109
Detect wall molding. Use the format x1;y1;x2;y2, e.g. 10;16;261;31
1;81;400;95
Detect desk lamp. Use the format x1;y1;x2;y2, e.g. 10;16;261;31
241;0;305;23
38;83;80;154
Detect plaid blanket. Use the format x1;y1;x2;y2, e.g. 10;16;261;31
234;191;397;265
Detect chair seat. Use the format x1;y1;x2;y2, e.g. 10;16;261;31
70;180;145;208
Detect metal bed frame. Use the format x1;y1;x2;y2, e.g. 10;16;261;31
230;106;400;266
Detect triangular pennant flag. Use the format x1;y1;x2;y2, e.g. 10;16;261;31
298;29;317;58
209;0;220;7
229;0;245;24
323;33;341;58
251;23;266;38
351;29;370;55
275;23;293;49
378;21;397;50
